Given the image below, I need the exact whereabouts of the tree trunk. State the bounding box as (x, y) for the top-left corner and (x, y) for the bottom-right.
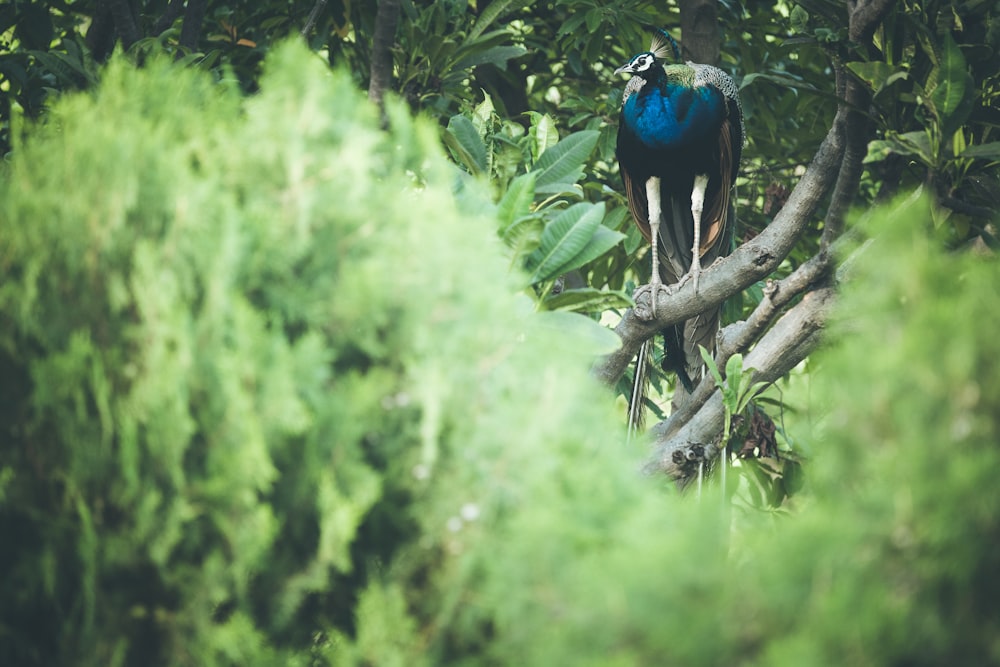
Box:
(678, 0), (720, 65)
(368, 0), (401, 109)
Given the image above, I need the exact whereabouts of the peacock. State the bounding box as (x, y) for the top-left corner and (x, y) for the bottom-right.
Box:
(614, 29), (744, 424)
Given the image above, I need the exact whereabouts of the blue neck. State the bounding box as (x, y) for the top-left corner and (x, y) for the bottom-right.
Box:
(622, 79), (725, 150)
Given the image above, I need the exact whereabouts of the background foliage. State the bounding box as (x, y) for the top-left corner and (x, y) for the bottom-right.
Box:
(1, 0), (999, 664)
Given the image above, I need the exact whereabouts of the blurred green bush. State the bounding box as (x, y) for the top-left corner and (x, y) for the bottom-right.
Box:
(1, 41), (998, 667)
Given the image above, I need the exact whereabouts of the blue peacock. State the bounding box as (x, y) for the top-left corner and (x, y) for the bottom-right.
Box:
(615, 29), (744, 423)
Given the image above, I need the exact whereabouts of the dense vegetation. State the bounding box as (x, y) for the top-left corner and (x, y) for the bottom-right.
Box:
(1, 1), (998, 664)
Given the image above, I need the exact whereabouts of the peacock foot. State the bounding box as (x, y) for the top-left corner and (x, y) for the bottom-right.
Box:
(633, 280), (674, 320)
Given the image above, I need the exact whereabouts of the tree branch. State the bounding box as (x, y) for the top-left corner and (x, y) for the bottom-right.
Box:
(656, 243), (837, 440)
(645, 287), (837, 479)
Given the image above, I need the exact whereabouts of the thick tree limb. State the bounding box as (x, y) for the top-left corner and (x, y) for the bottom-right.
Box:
(656, 244), (836, 440)
(645, 287), (837, 478)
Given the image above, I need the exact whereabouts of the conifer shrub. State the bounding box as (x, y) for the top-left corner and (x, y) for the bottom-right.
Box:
(2, 40), (998, 667)
(0, 41), (627, 664)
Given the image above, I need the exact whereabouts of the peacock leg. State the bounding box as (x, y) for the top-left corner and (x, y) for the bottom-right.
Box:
(689, 174), (709, 293)
(640, 177), (671, 317)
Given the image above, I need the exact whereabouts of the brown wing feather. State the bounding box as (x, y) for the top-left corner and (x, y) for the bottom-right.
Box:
(698, 115), (735, 257)
(619, 162), (651, 244)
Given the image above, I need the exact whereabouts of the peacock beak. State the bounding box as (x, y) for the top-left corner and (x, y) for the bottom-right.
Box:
(614, 64), (633, 76)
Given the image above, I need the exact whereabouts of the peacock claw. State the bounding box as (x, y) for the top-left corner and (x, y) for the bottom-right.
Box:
(633, 280), (674, 320)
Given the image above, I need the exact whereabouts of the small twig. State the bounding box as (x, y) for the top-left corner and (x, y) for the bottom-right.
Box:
(301, 0), (329, 38)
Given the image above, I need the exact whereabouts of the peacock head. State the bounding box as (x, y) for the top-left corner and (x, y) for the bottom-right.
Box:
(614, 29), (680, 79)
(614, 52), (658, 78)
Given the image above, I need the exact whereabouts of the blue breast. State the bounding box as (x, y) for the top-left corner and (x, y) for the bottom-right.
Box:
(623, 83), (725, 150)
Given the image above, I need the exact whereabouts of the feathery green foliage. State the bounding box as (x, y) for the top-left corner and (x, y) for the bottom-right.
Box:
(0, 40), (621, 665)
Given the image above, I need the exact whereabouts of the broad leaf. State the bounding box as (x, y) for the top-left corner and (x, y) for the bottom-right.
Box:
(502, 214), (544, 265)
(527, 111), (558, 163)
(528, 203), (603, 282)
(496, 172), (536, 232)
(533, 130), (599, 188)
(445, 115), (487, 175)
(961, 142), (1000, 161)
(548, 226), (626, 277)
(930, 33), (973, 138)
(541, 287), (633, 313)
(452, 45), (527, 73)
(467, 0), (533, 40)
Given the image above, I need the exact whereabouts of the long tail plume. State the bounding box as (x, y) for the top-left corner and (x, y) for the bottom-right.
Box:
(627, 338), (653, 436)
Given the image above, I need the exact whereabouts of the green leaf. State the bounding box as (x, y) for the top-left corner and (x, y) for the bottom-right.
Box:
(467, 0), (533, 40)
(533, 130), (599, 189)
(847, 61), (892, 90)
(863, 131), (933, 165)
(846, 61), (906, 97)
(725, 354), (744, 408)
(496, 173), (537, 232)
(528, 203), (603, 282)
(961, 142), (1000, 161)
(452, 45), (527, 73)
(502, 214), (544, 265)
(929, 33), (973, 138)
(444, 115), (488, 175)
(700, 346), (724, 389)
(527, 112), (558, 163)
(551, 225), (625, 276)
(541, 287), (632, 313)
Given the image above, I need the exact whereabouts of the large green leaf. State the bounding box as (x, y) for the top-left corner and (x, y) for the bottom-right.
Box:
(863, 131), (933, 165)
(444, 115), (487, 175)
(452, 45), (527, 73)
(528, 202), (603, 282)
(549, 226), (626, 277)
(541, 287), (632, 313)
(502, 214), (544, 266)
(532, 130), (599, 189)
(496, 172), (536, 232)
(846, 61), (906, 96)
(961, 142), (1000, 161)
(467, 0), (533, 40)
(929, 33), (973, 138)
(527, 111), (558, 163)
